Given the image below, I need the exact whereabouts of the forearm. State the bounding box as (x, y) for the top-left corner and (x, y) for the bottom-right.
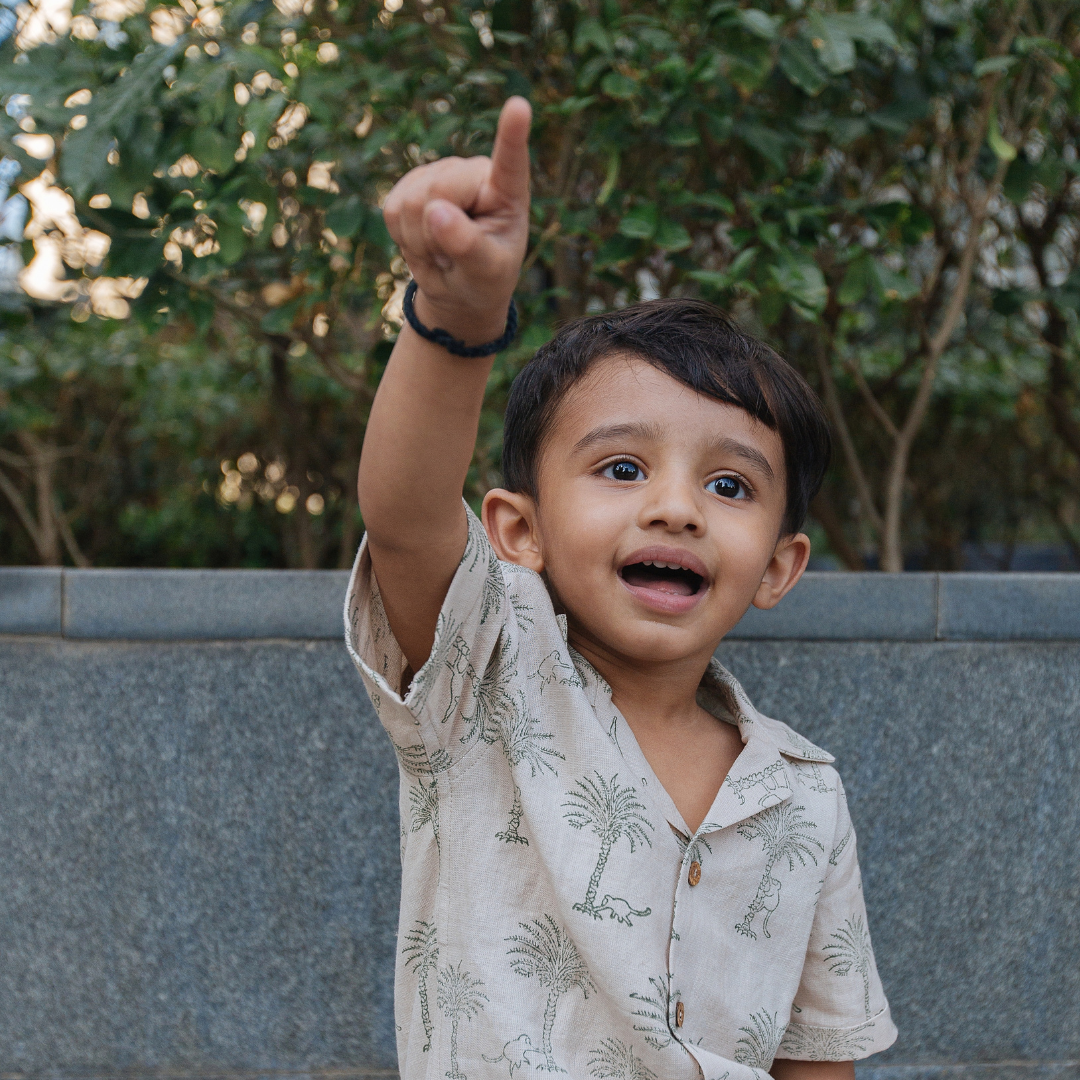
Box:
(359, 315), (497, 554)
(772, 1059), (855, 1080)
(353, 96), (531, 672)
(358, 310), (500, 668)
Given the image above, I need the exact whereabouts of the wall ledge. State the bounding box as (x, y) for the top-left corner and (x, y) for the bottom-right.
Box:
(2, 567), (1080, 641)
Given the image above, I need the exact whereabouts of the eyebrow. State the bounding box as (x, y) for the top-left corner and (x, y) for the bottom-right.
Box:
(572, 421), (666, 454)
(708, 436), (776, 482)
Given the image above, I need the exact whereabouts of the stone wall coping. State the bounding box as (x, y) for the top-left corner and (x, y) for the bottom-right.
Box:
(1, 566), (1079, 641)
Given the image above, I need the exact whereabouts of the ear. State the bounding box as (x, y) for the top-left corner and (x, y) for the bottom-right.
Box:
(481, 488), (545, 573)
(751, 532), (811, 610)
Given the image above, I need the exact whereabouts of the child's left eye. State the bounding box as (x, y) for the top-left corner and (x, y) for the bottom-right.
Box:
(707, 476), (747, 499)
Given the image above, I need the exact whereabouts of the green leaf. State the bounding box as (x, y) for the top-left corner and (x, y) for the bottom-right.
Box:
(872, 260), (919, 302)
(654, 220), (692, 252)
(837, 255), (872, 306)
(618, 203), (659, 239)
(550, 96), (599, 114)
(992, 288), (1026, 316)
(806, 13), (855, 75)
(1003, 156), (1038, 203)
(988, 107), (1017, 161)
(735, 121), (789, 172)
(577, 55), (611, 91)
(696, 193), (736, 214)
(757, 221), (782, 249)
(778, 38), (828, 96)
(596, 153), (619, 206)
(734, 9), (779, 40)
(574, 18), (612, 55)
(191, 127), (234, 175)
(600, 71), (638, 100)
(260, 299), (301, 334)
(362, 208), (393, 252)
(770, 248), (827, 315)
(973, 56), (1017, 78)
(826, 13), (898, 49)
(326, 195), (366, 239)
(665, 126), (700, 147)
(727, 246), (759, 278)
(215, 222), (246, 266)
(60, 42), (183, 198)
(689, 269), (732, 289)
(107, 236), (166, 279)
(594, 234), (640, 269)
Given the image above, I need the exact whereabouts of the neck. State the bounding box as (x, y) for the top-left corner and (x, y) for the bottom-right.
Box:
(568, 628), (715, 732)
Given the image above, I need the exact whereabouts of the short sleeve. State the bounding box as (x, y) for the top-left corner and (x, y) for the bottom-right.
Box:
(777, 779), (898, 1061)
(344, 504), (513, 761)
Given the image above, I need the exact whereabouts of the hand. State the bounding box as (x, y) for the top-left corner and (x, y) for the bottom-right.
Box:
(382, 96), (532, 345)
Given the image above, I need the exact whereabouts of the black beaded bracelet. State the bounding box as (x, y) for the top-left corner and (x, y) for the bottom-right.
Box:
(402, 280), (518, 358)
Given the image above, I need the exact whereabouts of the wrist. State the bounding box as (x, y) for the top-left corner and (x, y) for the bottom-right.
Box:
(411, 287), (513, 349)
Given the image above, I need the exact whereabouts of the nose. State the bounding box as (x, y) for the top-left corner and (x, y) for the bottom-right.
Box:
(637, 469), (707, 535)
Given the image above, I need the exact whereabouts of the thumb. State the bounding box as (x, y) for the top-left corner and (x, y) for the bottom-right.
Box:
(487, 96), (532, 205)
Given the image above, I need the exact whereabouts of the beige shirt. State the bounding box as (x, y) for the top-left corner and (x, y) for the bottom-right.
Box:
(346, 509), (897, 1080)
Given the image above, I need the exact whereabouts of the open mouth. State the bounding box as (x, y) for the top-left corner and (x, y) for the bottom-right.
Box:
(619, 560), (704, 597)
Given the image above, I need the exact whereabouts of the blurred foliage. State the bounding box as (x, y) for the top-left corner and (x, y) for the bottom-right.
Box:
(0, 0), (1078, 568)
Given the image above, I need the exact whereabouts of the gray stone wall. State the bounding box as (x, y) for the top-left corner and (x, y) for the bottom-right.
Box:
(1, 569), (1078, 1080)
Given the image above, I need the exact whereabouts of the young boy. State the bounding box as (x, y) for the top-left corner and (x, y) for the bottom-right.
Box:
(348, 96), (895, 1080)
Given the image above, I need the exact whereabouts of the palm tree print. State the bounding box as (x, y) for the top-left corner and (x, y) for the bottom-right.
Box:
(587, 1037), (658, 1080)
(392, 738), (451, 779)
(402, 920), (439, 1052)
(494, 691), (564, 845)
(562, 772), (653, 920)
(478, 553), (505, 625)
(629, 975), (673, 1050)
(734, 1009), (786, 1070)
(828, 824), (853, 867)
(735, 802), (822, 939)
(779, 1021), (875, 1060)
(823, 915), (874, 1018)
(409, 775), (440, 849)
(437, 961), (488, 1080)
(442, 632), (478, 728)
(506, 915), (594, 1072)
(460, 637), (519, 747)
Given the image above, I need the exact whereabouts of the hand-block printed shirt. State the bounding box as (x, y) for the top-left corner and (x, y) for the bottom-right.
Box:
(345, 509), (897, 1080)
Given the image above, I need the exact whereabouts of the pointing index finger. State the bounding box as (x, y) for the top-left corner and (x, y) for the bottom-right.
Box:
(487, 96), (532, 204)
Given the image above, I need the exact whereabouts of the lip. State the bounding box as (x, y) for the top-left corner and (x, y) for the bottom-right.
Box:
(617, 544), (711, 615)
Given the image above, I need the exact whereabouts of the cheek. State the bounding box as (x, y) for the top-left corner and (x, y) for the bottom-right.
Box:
(538, 482), (627, 578)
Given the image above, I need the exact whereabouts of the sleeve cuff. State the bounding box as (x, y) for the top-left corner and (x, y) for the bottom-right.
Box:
(777, 1007), (898, 1061)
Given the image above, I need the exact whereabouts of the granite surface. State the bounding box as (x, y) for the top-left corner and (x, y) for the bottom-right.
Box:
(0, 638), (399, 1074)
(727, 573), (937, 640)
(62, 569), (353, 640)
(5, 567), (1080, 641)
(0, 635), (1077, 1076)
(716, 641), (1080, 1068)
(0, 566), (62, 634)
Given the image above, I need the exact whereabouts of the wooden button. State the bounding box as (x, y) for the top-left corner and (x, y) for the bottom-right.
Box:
(675, 1000), (685, 1028)
(688, 860), (701, 886)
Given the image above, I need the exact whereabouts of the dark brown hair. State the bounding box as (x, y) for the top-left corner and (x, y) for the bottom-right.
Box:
(501, 298), (831, 535)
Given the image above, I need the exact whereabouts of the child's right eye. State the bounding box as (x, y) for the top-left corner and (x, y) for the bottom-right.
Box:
(603, 461), (642, 482)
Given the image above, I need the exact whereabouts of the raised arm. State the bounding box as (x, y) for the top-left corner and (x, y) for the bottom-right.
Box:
(357, 97), (532, 674)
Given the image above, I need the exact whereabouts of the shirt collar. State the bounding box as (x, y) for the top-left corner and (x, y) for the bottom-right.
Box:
(696, 658), (834, 833)
(569, 649), (835, 838)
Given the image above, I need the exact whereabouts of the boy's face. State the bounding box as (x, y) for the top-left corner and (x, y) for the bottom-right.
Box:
(484, 353), (810, 670)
